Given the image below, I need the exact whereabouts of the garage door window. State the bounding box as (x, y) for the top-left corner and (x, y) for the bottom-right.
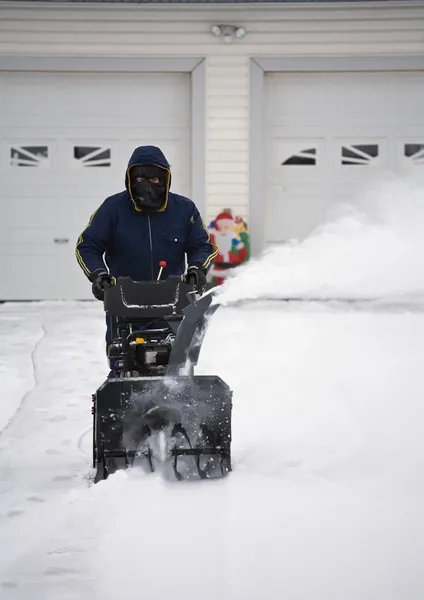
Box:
(281, 147), (317, 166)
(341, 144), (379, 166)
(73, 146), (111, 167)
(404, 144), (424, 165)
(10, 145), (49, 167)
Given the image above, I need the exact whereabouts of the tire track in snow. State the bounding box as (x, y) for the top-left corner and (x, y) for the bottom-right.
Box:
(0, 321), (46, 437)
(77, 427), (93, 460)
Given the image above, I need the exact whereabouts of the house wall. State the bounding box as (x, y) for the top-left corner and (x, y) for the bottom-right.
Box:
(1, 1), (424, 224)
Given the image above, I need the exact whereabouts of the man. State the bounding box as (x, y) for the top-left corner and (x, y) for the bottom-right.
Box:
(75, 145), (218, 340)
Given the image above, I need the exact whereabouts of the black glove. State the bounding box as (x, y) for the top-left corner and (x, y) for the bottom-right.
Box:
(91, 269), (113, 301)
(185, 264), (207, 292)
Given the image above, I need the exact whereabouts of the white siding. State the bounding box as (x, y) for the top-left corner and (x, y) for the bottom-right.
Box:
(205, 56), (249, 223)
(1, 4), (424, 56)
(1, 1), (424, 222)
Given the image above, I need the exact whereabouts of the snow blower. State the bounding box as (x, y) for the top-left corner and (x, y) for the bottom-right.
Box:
(91, 275), (232, 482)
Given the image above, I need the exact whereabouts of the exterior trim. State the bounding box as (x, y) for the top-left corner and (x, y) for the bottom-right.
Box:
(249, 59), (265, 258)
(0, 56), (203, 72)
(253, 56), (424, 72)
(0, 1), (421, 6)
(191, 59), (206, 217)
(249, 55), (424, 257)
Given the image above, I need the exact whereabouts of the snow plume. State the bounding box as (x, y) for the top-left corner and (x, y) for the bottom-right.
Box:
(217, 175), (424, 305)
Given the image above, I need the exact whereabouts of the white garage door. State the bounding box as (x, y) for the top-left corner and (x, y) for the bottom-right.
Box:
(0, 71), (190, 300)
(265, 71), (424, 245)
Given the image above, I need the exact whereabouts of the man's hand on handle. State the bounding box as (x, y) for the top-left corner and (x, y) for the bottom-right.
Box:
(185, 264), (207, 293)
(91, 269), (114, 301)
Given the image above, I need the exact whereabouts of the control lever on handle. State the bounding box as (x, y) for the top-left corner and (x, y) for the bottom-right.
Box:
(157, 260), (167, 280)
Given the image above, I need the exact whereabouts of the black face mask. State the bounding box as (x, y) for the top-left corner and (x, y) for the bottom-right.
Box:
(129, 165), (167, 211)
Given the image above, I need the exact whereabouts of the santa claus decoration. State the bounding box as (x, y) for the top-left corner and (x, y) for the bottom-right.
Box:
(207, 208), (250, 286)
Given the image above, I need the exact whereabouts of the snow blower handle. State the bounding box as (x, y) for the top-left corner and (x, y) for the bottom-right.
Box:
(157, 260), (167, 281)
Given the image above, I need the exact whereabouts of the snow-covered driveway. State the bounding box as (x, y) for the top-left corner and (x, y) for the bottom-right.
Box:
(1, 296), (423, 600)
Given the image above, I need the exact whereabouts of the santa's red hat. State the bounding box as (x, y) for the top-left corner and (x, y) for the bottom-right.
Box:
(215, 210), (233, 223)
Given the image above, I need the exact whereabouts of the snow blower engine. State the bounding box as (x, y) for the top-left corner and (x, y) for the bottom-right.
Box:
(91, 275), (232, 483)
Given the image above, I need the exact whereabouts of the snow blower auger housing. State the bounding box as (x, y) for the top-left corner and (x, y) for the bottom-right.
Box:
(92, 276), (232, 483)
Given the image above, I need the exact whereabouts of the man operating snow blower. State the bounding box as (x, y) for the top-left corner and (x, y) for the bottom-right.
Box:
(75, 145), (218, 341)
(74, 146), (232, 482)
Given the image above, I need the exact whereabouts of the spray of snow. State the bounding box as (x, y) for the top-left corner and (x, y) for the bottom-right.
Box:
(216, 175), (424, 305)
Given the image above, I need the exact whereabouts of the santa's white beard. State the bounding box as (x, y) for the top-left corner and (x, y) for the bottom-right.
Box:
(214, 231), (233, 261)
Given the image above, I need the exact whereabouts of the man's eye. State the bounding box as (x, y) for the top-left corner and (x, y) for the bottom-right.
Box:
(151, 178), (160, 184)
(136, 177), (146, 183)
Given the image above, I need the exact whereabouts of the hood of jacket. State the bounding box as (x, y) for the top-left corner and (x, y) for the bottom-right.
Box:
(125, 145), (171, 212)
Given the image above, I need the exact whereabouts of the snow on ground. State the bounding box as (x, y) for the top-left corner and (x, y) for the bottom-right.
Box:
(1, 175), (424, 599)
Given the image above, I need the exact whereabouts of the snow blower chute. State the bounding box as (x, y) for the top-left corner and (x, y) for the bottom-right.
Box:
(91, 276), (232, 482)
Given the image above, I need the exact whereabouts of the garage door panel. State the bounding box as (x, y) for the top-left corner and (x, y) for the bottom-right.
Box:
(58, 245), (88, 301)
(6, 229), (55, 246)
(61, 194), (112, 243)
(266, 184), (342, 243)
(5, 195), (56, 226)
(2, 190), (58, 299)
(1, 72), (190, 128)
(266, 72), (422, 128)
(1, 254), (58, 300)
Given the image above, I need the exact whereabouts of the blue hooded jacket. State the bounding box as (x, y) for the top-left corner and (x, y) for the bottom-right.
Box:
(75, 145), (218, 284)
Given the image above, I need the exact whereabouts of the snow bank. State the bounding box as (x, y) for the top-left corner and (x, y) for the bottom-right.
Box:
(217, 175), (424, 304)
